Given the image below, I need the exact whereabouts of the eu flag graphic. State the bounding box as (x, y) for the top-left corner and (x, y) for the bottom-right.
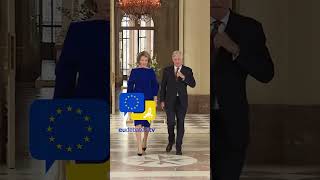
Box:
(29, 99), (109, 172)
(119, 93), (145, 113)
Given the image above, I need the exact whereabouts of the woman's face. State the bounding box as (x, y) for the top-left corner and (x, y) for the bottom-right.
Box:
(95, 0), (110, 15)
(139, 56), (149, 68)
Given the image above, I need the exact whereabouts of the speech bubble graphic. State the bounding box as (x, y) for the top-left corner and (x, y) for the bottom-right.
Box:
(119, 93), (145, 115)
(29, 99), (109, 172)
(130, 100), (157, 124)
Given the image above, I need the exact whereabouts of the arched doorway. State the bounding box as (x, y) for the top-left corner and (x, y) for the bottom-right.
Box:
(113, 15), (156, 112)
(119, 16), (155, 87)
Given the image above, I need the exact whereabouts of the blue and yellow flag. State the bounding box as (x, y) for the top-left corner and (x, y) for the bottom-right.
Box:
(29, 99), (109, 172)
(119, 93), (145, 113)
(130, 100), (156, 123)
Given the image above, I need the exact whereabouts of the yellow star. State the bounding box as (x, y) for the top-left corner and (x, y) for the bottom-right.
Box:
(76, 144), (83, 149)
(56, 144), (63, 150)
(66, 146), (72, 152)
(47, 126), (53, 132)
(86, 126), (93, 132)
(76, 108), (82, 115)
(67, 106), (72, 112)
(49, 116), (55, 122)
(56, 108), (62, 114)
(84, 116), (91, 121)
(49, 136), (55, 142)
(83, 136), (90, 142)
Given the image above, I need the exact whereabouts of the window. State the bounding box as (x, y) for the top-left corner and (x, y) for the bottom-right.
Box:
(37, 0), (63, 43)
(119, 16), (155, 79)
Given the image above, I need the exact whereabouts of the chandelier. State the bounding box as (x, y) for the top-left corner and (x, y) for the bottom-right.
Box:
(118, 0), (162, 22)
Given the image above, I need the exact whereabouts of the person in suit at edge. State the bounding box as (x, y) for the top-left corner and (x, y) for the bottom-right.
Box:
(160, 51), (196, 155)
(210, 0), (274, 179)
(52, 0), (110, 179)
(127, 51), (159, 156)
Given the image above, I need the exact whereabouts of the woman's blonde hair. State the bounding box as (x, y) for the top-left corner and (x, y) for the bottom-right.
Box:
(136, 51), (152, 67)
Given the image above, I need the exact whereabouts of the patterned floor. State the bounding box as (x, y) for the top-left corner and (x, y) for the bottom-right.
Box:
(0, 86), (319, 179)
(111, 112), (210, 134)
(110, 112), (210, 179)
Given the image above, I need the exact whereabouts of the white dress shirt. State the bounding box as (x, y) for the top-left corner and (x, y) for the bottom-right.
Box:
(211, 10), (230, 33)
(211, 10), (239, 60)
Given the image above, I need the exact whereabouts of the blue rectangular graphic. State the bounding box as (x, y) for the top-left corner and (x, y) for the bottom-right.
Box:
(29, 99), (109, 172)
(119, 93), (145, 113)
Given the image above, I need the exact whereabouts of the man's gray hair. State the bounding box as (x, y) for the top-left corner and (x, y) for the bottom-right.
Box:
(172, 50), (183, 58)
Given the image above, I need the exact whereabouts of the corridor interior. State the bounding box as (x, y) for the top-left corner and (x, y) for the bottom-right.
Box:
(0, 85), (320, 179)
(1, 0), (320, 179)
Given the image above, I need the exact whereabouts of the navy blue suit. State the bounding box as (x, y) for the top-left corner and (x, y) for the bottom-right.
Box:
(160, 65), (196, 150)
(211, 11), (274, 180)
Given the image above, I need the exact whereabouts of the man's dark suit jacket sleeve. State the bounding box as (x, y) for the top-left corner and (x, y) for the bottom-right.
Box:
(54, 23), (78, 98)
(183, 68), (196, 88)
(160, 68), (168, 102)
(235, 22), (274, 83)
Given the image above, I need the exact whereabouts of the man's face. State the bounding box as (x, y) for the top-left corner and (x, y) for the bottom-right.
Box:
(172, 56), (183, 67)
(211, 0), (231, 19)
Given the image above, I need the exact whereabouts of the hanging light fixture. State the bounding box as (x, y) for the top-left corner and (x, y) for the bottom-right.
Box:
(118, 0), (162, 22)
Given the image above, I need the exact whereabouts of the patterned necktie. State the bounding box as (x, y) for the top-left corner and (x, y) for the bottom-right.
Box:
(211, 20), (223, 51)
(211, 20), (223, 110)
(211, 20), (223, 64)
(175, 67), (180, 80)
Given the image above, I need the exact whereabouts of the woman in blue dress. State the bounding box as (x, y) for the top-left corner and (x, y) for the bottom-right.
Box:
(127, 51), (159, 156)
(54, 0), (109, 101)
(52, 0), (109, 179)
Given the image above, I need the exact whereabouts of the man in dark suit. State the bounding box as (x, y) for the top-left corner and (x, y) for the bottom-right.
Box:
(210, 0), (274, 179)
(160, 51), (196, 155)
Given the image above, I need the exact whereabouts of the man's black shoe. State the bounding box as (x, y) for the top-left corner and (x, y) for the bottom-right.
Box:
(176, 150), (182, 155)
(166, 144), (173, 152)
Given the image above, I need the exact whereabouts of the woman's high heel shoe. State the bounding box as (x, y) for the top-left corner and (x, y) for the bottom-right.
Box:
(142, 138), (147, 151)
(137, 147), (143, 156)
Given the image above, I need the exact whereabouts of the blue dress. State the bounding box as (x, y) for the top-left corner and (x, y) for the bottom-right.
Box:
(54, 20), (109, 101)
(53, 20), (109, 164)
(127, 68), (159, 127)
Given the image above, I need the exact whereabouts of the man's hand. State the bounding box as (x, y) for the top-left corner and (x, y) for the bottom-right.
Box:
(160, 102), (165, 110)
(177, 71), (185, 80)
(214, 32), (240, 56)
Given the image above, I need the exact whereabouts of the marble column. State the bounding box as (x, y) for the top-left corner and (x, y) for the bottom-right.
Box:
(180, 0), (210, 113)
